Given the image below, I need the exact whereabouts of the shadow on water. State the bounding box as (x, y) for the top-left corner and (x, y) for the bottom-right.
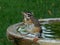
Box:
(42, 22), (60, 40)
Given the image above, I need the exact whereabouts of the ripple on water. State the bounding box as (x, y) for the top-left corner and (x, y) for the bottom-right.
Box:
(41, 24), (60, 40)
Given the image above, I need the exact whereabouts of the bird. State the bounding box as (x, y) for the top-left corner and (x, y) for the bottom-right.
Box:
(22, 11), (42, 42)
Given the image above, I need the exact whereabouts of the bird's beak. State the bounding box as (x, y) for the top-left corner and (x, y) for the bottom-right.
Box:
(21, 12), (27, 16)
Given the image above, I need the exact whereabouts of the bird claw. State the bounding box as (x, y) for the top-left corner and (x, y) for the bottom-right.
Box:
(33, 37), (39, 43)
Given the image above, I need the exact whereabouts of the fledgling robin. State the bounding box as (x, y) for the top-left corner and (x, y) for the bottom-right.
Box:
(22, 11), (42, 42)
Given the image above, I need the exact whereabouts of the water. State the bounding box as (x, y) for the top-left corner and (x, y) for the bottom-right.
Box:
(17, 22), (60, 40)
(42, 22), (60, 40)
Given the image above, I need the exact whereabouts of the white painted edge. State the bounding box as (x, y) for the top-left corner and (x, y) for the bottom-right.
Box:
(38, 18), (60, 21)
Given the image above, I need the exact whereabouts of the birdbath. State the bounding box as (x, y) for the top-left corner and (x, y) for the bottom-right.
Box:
(7, 18), (60, 45)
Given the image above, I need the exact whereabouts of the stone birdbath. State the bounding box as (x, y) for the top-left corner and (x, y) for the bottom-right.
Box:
(7, 18), (60, 45)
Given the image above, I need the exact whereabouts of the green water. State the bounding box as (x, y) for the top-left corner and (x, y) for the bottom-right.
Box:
(42, 22), (60, 39)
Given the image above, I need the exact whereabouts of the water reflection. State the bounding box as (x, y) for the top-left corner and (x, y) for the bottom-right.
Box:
(42, 22), (60, 40)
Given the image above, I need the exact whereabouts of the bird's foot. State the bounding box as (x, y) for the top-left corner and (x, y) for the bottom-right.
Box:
(33, 37), (39, 43)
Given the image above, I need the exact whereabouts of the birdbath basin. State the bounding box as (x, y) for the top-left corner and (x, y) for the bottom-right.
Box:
(7, 18), (60, 45)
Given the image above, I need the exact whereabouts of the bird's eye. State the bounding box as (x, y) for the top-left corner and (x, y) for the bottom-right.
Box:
(28, 14), (32, 17)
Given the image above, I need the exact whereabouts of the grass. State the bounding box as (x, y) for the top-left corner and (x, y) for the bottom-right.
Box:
(0, 0), (60, 45)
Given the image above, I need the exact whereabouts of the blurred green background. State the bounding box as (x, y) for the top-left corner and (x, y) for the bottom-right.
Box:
(0, 0), (60, 45)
